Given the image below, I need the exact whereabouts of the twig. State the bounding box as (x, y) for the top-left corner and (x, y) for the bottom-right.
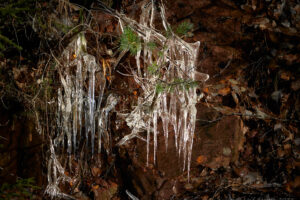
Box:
(0, 135), (8, 140)
(112, 50), (128, 70)
(213, 58), (232, 78)
(197, 112), (300, 124)
(0, 96), (8, 109)
(0, 120), (9, 127)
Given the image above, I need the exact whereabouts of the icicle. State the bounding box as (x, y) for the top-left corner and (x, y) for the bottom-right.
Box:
(153, 110), (158, 163)
(84, 55), (97, 155)
(72, 89), (77, 152)
(182, 108), (188, 171)
(146, 119), (151, 167)
(97, 94), (118, 153)
(96, 75), (105, 154)
(76, 60), (83, 139)
(169, 92), (178, 149)
(85, 102), (89, 148)
(55, 89), (62, 147)
(61, 74), (72, 155)
(98, 114), (103, 154)
(161, 92), (169, 151)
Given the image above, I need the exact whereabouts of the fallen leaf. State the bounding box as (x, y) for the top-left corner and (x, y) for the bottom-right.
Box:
(91, 167), (102, 177)
(203, 87), (209, 93)
(196, 155), (206, 165)
(280, 72), (290, 80)
(92, 185), (99, 190)
(218, 87), (231, 96)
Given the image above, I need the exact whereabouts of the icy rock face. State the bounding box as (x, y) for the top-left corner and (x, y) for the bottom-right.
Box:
(46, 33), (118, 198)
(116, 1), (209, 180)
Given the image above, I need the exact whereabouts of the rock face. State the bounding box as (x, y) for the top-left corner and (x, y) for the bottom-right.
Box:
(0, 100), (44, 186)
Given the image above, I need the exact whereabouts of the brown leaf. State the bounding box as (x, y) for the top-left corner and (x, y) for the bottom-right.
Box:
(218, 87), (231, 96)
(203, 87), (209, 94)
(91, 167), (102, 177)
(196, 155), (206, 165)
(280, 72), (291, 80)
(92, 185), (99, 190)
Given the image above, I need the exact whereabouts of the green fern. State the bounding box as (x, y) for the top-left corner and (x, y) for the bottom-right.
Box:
(120, 27), (141, 55)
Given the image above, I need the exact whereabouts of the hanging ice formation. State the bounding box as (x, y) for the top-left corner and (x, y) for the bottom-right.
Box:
(112, 1), (209, 179)
(46, 33), (118, 197)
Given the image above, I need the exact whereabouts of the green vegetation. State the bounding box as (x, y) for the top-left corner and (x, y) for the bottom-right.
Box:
(156, 78), (198, 94)
(120, 27), (142, 55)
(147, 63), (159, 74)
(0, 0), (37, 56)
(119, 23), (198, 95)
(146, 41), (157, 50)
(0, 177), (40, 200)
(175, 21), (193, 36)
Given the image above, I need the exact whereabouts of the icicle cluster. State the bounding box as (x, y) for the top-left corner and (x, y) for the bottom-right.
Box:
(46, 33), (118, 197)
(55, 34), (107, 155)
(116, 1), (209, 179)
